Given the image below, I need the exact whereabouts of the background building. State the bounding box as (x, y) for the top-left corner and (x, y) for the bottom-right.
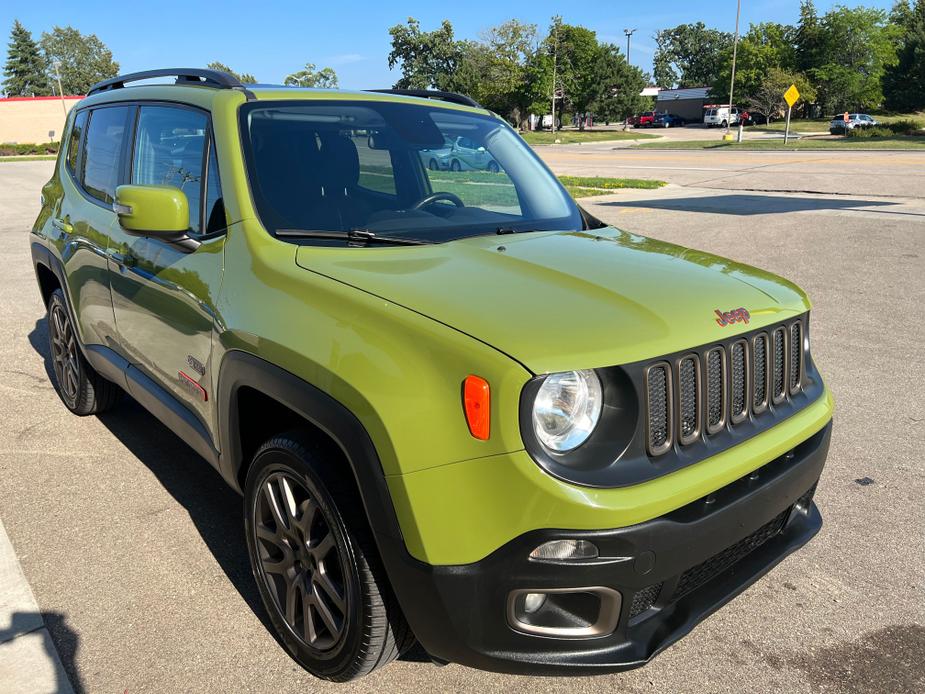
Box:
(655, 87), (711, 122)
(0, 95), (83, 144)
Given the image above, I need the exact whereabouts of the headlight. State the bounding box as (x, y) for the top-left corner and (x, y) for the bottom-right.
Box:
(532, 370), (603, 452)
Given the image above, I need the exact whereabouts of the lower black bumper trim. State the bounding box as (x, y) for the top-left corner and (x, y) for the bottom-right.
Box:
(379, 420), (831, 675)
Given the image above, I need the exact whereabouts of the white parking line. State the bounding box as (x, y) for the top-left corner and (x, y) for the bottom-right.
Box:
(0, 519), (74, 694)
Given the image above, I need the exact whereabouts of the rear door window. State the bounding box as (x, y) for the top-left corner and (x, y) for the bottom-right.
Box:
(82, 106), (129, 204)
(132, 106), (209, 235)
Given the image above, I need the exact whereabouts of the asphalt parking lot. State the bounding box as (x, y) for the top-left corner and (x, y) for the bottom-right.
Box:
(1, 151), (923, 693)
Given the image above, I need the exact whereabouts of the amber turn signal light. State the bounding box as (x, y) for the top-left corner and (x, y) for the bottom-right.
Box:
(463, 375), (490, 440)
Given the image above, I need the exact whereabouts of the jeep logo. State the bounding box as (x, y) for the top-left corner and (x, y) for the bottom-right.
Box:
(714, 308), (750, 327)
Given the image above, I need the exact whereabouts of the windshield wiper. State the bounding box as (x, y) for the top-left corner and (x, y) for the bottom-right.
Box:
(276, 228), (433, 246)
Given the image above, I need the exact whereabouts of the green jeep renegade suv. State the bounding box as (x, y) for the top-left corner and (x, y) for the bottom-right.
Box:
(30, 69), (834, 681)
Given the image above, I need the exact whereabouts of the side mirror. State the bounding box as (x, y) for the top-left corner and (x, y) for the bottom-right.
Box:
(114, 185), (189, 236)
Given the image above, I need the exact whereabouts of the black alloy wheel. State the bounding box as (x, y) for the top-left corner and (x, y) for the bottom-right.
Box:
(253, 469), (348, 651)
(244, 433), (414, 680)
(49, 299), (80, 407)
(46, 289), (120, 415)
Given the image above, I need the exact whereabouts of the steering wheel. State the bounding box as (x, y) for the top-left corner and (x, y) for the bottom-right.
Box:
(411, 192), (465, 210)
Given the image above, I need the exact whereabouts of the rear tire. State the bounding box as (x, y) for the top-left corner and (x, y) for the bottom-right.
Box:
(244, 432), (414, 681)
(47, 289), (120, 415)
(450, 159), (461, 172)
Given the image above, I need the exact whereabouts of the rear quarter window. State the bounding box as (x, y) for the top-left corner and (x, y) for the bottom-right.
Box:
(66, 110), (88, 176)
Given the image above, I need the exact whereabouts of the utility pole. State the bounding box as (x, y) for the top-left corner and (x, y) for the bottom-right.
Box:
(726, 0), (742, 132)
(550, 18), (559, 134)
(53, 61), (66, 116)
(624, 28), (637, 65)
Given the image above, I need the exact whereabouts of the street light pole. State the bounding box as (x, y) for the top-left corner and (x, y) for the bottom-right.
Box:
(52, 61), (66, 116)
(624, 28), (636, 65)
(726, 0), (742, 133)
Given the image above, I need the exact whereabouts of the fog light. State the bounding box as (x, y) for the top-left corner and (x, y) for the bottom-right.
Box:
(529, 539), (598, 561)
(507, 587), (622, 638)
(523, 592), (547, 614)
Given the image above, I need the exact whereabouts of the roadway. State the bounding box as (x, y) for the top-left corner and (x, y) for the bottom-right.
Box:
(0, 156), (922, 693)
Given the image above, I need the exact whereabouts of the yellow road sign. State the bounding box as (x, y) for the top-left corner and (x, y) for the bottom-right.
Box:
(784, 84), (800, 108)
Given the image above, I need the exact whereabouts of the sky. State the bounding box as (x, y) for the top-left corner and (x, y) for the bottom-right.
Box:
(3, 0), (898, 90)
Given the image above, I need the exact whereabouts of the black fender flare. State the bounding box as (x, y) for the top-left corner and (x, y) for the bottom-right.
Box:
(215, 350), (405, 545)
(214, 351), (440, 641)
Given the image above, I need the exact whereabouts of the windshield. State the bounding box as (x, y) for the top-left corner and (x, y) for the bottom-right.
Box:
(239, 100), (583, 244)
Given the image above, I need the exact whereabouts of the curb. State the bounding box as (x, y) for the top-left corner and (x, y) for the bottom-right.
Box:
(0, 519), (75, 694)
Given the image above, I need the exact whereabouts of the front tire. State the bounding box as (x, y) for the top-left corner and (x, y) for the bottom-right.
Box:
(47, 289), (120, 415)
(450, 159), (461, 172)
(244, 433), (413, 681)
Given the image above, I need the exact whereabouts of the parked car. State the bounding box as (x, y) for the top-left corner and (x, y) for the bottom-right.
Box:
(704, 106), (750, 128)
(420, 135), (500, 173)
(654, 112), (685, 128)
(32, 67), (832, 682)
(631, 111), (657, 127)
(829, 113), (879, 133)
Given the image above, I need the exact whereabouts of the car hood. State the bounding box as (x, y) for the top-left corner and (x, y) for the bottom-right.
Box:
(295, 228), (810, 374)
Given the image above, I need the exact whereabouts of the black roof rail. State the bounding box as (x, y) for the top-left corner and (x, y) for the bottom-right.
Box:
(87, 68), (255, 99)
(366, 88), (481, 109)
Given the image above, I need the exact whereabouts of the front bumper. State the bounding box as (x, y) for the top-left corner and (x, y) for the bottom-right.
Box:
(381, 420), (831, 675)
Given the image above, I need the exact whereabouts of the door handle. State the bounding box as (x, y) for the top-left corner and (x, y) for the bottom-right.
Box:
(52, 218), (73, 234)
(108, 249), (136, 267)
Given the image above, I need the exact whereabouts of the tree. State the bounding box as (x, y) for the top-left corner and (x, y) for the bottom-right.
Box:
(206, 61), (256, 84)
(3, 20), (49, 96)
(592, 44), (649, 123)
(794, 1), (824, 75)
(807, 6), (899, 112)
(387, 18), (466, 91)
(524, 20), (603, 128)
(40, 26), (118, 95)
(747, 67), (816, 122)
(883, 0), (925, 111)
(653, 23), (732, 88)
(284, 63), (338, 88)
(455, 20), (538, 126)
(711, 23), (797, 104)
(554, 23), (604, 126)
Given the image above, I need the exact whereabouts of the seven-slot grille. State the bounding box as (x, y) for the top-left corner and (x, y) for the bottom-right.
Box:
(645, 319), (806, 456)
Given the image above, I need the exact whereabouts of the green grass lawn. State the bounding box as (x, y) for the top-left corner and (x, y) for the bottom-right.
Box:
(753, 120), (832, 133)
(557, 175), (666, 198)
(0, 155), (57, 162)
(634, 136), (925, 151)
(520, 130), (657, 145)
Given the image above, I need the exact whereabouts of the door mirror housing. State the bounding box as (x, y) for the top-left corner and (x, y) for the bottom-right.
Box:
(114, 185), (189, 236)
